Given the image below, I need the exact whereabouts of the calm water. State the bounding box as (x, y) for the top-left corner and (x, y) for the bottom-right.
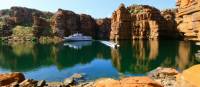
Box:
(0, 40), (200, 82)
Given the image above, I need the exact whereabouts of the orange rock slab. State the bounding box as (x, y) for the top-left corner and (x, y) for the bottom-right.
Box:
(0, 72), (25, 86)
(176, 64), (200, 87)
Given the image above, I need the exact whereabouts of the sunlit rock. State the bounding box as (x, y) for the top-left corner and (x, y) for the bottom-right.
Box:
(176, 64), (200, 87)
(176, 0), (200, 40)
(94, 77), (162, 87)
(0, 72), (25, 86)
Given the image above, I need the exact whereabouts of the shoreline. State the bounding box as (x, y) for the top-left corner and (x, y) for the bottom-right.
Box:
(1, 64), (200, 87)
(0, 67), (179, 87)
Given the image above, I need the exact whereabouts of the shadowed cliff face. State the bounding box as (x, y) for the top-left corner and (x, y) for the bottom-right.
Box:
(96, 18), (111, 39)
(176, 0), (200, 40)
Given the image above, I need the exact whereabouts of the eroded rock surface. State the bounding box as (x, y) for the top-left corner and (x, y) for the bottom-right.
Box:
(110, 3), (132, 40)
(110, 4), (180, 40)
(94, 77), (163, 87)
(176, 0), (200, 40)
(176, 64), (200, 87)
(149, 67), (179, 87)
(0, 72), (25, 86)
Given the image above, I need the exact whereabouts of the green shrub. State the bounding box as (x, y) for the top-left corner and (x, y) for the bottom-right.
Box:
(129, 9), (144, 14)
(12, 26), (34, 36)
(12, 26), (36, 41)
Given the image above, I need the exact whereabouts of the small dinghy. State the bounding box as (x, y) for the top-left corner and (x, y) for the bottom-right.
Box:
(100, 41), (120, 49)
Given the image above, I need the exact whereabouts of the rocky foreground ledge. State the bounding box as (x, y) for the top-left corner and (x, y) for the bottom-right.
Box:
(1, 65), (200, 87)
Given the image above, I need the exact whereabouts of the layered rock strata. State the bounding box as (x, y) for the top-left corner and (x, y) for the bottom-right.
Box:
(110, 4), (132, 40)
(110, 4), (181, 40)
(51, 9), (98, 38)
(176, 0), (200, 40)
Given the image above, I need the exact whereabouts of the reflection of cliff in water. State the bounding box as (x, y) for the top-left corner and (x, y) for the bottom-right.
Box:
(111, 40), (200, 74)
(111, 40), (160, 73)
(0, 41), (111, 71)
(0, 40), (199, 74)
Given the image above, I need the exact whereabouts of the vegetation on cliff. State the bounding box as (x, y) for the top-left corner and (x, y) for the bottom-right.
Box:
(11, 26), (35, 41)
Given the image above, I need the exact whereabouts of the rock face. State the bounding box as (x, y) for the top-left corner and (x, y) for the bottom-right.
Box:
(80, 14), (97, 37)
(51, 9), (99, 38)
(176, 64), (200, 87)
(0, 7), (53, 39)
(110, 4), (181, 40)
(176, 0), (200, 40)
(9, 6), (44, 25)
(128, 5), (161, 39)
(51, 9), (80, 37)
(94, 77), (163, 87)
(96, 18), (111, 39)
(0, 72), (25, 86)
(33, 13), (51, 37)
(110, 3), (132, 40)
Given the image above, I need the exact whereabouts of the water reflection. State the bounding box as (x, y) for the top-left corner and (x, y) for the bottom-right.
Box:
(63, 41), (92, 49)
(0, 40), (199, 81)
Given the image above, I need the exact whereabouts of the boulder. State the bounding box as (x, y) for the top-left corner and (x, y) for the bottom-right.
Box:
(148, 67), (179, 87)
(94, 77), (162, 87)
(120, 77), (163, 87)
(47, 82), (65, 87)
(0, 72), (25, 86)
(94, 78), (121, 87)
(176, 64), (200, 87)
(19, 79), (38, 87)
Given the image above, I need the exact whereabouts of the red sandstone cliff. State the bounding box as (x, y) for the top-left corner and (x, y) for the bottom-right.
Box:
(50, 9), (99, 38)
(176, 0), (200, 40)
(110, 4), (181, 40)
(110, 4), (132, 40)
(51, 9), (80, 37)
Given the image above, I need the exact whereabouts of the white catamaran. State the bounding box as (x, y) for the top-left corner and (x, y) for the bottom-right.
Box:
(64, 33), (92, 41)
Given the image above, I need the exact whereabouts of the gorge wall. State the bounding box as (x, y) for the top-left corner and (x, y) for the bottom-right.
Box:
(0, 7), (111, 40)
(50, 9), (110, 39)
(110, 4), (180, 40)
(0, 7), (53, 40)
(1, 1), (200, 41)
(176, 0), (200, 40)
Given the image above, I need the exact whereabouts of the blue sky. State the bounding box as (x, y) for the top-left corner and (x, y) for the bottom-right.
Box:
(0, 0), (176, 18)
